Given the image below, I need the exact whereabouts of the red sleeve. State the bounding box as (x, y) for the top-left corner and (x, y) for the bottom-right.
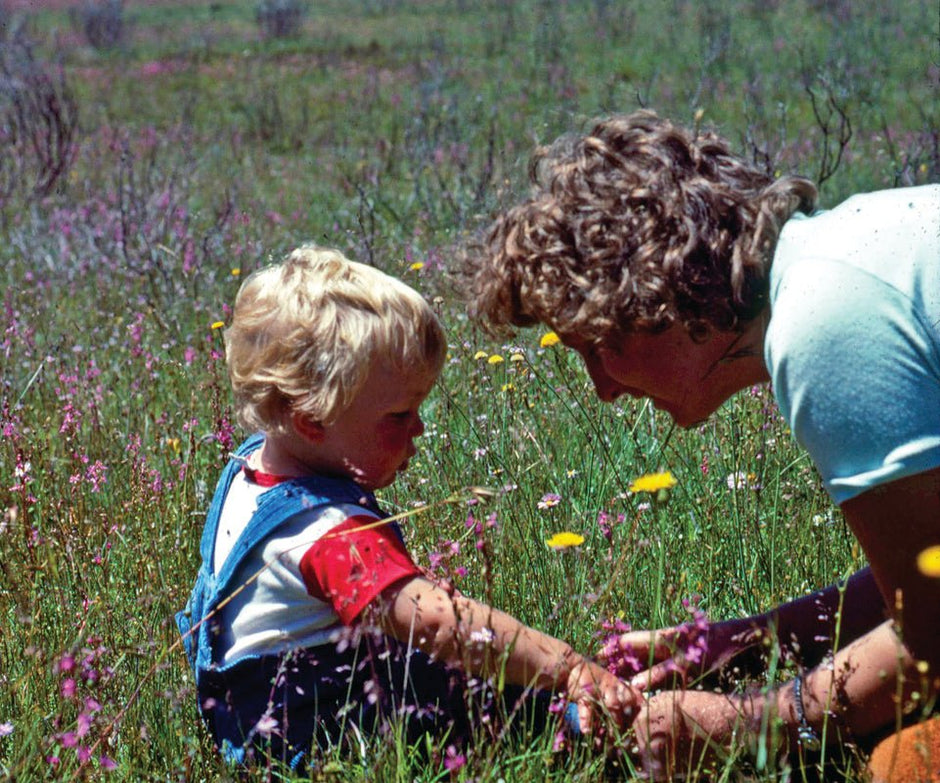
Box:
(299, 515), (421, 625)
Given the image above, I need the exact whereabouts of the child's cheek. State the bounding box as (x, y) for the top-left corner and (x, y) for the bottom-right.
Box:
(375, 422), (407, 451)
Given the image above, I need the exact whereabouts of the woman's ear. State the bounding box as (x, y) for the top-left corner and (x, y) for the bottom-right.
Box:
(292, 411), (325, 442)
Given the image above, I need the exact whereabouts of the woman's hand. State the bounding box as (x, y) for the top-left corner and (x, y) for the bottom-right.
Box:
(628, 688), (763, 781)
(601, 616), (768, 691)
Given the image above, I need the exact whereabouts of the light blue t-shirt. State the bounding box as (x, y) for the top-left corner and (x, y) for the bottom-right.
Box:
(765, 184), (940, 505)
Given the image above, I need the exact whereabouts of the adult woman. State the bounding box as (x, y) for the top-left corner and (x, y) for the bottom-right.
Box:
(464, 110), (940, 780)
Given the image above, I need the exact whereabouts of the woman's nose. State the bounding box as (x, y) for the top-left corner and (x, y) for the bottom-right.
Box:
(593, 376), (624, 402)
(582, 355), (623, 402)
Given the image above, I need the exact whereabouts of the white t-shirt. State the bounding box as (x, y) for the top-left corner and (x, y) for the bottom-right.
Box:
(765, 185), (940, 504)
(212, 470), (421, 665)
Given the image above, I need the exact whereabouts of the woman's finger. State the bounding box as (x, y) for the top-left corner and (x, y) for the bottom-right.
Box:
(629, 659), (683, 690)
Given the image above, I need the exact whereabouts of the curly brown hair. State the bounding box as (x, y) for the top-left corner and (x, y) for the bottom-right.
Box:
(464, 110), (817, 345)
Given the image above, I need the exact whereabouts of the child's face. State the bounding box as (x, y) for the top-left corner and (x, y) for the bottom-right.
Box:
(309, 362), (436, 490)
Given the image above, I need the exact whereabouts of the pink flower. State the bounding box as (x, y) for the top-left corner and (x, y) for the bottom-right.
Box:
(443, 744), (466, 771)
(254, 715), (278, 738)
(537, 492), (562, 510)
(141, 61), (166, 77)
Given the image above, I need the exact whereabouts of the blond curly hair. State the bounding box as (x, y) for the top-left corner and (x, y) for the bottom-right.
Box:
(465, 110), (817, 345)
(226, 246), (446, 436)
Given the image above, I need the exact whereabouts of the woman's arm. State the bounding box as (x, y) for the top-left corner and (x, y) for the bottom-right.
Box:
(607, 567), (886, 691)
(631, 617), (929, 780)
(840, 466), (940, 670)
(374, 575), (638, 732)
(627, 468), (940, 778)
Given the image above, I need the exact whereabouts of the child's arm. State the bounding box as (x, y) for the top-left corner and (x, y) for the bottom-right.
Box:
(374, 575), (638, 733)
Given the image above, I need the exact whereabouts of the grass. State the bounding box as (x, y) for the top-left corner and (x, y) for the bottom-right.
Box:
(0, 0), (937, 779)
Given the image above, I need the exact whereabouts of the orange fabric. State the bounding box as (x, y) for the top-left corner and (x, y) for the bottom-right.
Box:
(867, 716), (940, 783)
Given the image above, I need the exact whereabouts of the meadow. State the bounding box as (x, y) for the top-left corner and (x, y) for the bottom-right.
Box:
(0, 0), (937, 779)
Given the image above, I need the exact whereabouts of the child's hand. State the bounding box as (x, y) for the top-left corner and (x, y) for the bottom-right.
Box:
(566, 657), (639, 736)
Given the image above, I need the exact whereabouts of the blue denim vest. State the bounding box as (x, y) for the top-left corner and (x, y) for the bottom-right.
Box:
(178, 435), (558, 767)
(176, 433), (386, 764)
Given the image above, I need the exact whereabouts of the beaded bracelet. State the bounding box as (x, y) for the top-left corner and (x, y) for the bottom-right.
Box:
(793, 674), (822, 751)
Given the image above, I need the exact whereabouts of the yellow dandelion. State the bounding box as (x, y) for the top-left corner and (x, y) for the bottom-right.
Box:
(473, 350), (489, 360)
(629, 471), (677, 494)
(487, 354), (505, 365)
(501, 383), (514, 392)
(509, 352), (525, 363)
(917, 545), (940, 578)
(409, 261), (425, 271)
(210, 320), (225, 330)
(231, 267), (241, 277)
(546, 531), (585, 550)
(540, 331), (561, 348)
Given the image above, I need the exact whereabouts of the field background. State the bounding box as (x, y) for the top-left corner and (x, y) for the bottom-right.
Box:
(0, 0), (937, 780)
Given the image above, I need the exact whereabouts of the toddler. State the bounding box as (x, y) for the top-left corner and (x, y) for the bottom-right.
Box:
(177, 246), (635, 769)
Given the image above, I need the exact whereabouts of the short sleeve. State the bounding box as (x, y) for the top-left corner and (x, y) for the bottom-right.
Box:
(299, 516), (421, 625)
(766, 258), (940, 505)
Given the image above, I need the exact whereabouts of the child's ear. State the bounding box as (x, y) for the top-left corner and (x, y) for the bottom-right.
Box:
(292, 412), (325, 442)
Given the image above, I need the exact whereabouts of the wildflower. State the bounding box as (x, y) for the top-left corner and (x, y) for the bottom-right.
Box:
(537, 492), (562, 509)
(726, 471), (759, 491)
(545, 531), (584, 549)
(629, 471), (677, 494)
(917, 545), (940, 578)
(509, 352), (525, 362)
(678, 597), (710, 666)
(599, 617), (642, 676)
(210, 320), (225, 330)
(540, 331), (561, 348)
(487, 354), (504, 365)
(409, 261), (424, 271)
(231, 267), (241, 276)
(469, 627), (495, 644)
(473, 350), (488, 360)
(443, 744), (466, 772)
(597, 510), (623, 541)
(0, 722), (12, 737)
(254, 714), (278, 738)
(501, 383), (514, 392)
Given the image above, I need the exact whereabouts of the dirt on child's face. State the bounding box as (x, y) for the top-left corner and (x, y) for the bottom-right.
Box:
(311, 362), (436, 490)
